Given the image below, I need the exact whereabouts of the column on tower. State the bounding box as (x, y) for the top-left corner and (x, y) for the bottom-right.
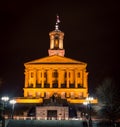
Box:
(66, 69), (70, 88)
(58, 69), (61, 88)
(48, 26), (65, 56)
(58, 69), (65, 88)
(69, 70), (75, 85)
(33, 70), (36, 88)
(58, 69), (63, 88)
(75, 69), (78, 88)
(28, 71), (34, 87)
(50, 35), (54, 49)
(44, 70), (48, 85)
(36, 70), (40, 85)
(59, 35), (63, 49)
(72, 70), (75, 84)
(28, 71), (30, 87)
(63, 70), (67, 87)
(79, 71), (83, 87)
(47, 68), (53, 88)
(37, 70), (43, 87)
(76, 70), (82, 87)
(25, 70), (29, 88)
(83, 71), (88, 88)
(41, 69), (44, 88)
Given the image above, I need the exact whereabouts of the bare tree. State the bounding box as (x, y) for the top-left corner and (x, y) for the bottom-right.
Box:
(94, 77), (120, 123)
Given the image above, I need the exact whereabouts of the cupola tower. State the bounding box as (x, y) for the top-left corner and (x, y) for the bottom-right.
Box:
(48, 15), (65, 56)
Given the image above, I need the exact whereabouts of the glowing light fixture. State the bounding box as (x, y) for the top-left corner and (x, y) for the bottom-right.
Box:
(9, 99), (16, 119)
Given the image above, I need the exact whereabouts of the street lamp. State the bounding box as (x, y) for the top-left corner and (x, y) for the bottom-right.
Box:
(1, 96), (9, 127)
(1, 97), (9, 102)
(86, 96), (93, 127)
(1, 96), (9, 117)
(9, 99), (16, 119)
(83, 101), (89, 119)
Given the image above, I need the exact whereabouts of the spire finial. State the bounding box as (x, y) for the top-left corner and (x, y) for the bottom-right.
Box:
(55, 15), (60, 30)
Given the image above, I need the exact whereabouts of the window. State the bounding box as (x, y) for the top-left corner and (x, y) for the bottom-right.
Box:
(78, 72), (80, 78)
(44, 72), (47, 78)
(55, 39), (59, 48)
(53, 83), (58, 88)
(44, 84), (50, 88)
(69, 72), (71, 77)
(47, 110), (57, 117)
(78, 84), (83, 88)
(64, 72), (67, 78)
(36, 84), (41, 88)
(54, 36), (59, 49)
(69, 84), (75, 88)
(28, 84), (33, 88)
(53, 70), (58, 77)
(40, 73), (42, 78)
(61, 84), (66, 88)
(31, 72), (34, 78)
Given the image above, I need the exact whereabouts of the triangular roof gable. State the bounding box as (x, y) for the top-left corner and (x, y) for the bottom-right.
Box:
(25, 55), (86, 65)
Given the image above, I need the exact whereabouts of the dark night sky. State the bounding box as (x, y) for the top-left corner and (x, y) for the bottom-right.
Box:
(0, 1), (119, 97)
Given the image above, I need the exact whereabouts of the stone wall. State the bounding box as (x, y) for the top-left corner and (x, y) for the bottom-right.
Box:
(36, 106), (69, 120)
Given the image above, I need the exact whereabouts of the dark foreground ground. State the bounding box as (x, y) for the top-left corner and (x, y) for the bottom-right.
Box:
(4, 119), (120, 127)
(6, 120), (87, 127)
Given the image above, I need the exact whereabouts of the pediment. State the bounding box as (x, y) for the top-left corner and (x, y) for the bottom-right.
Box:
(25, 55), (86, 65)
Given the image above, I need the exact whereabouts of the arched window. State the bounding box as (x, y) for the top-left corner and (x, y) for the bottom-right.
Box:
(54, 36), (59, 49)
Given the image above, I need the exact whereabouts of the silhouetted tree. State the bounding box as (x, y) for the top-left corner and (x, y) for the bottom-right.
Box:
(94, 77), (120, 123)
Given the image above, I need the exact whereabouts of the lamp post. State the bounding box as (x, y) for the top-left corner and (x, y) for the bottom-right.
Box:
(9, 99), (16, 119)
(1, 96), (9, 115)
(86, 97), (93, 127)
(1, 96), (9, 102)
(83, 101), (89, 119)
(1, 96), (9, 127)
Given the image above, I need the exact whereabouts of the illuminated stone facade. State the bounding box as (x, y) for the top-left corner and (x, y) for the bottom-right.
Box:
(22, 28), (88, 103)
(36, 106), (69, 120)
(15, 17), (97, 105)
(22, 54), (88, 104)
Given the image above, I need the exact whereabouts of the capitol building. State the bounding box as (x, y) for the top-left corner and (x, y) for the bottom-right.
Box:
(14, 16), (97, 119)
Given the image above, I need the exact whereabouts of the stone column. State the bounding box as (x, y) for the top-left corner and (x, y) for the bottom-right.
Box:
(33, 70), (36, 88)
(24, 90), (27, 97)
(50, 69), (53, 88)
(67, 70), (69, 88)
(70, 70), (74, 84)
(84, 71), (88, 88)
(37, 70), (40, 84)
(25, 70), (29, 88)
(75, 70), (77, 88)
(58, 69), (61, 88)
(41, 69), (44, 88)
(28, 71), (31, 86)
(80, 71), (82, 86)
